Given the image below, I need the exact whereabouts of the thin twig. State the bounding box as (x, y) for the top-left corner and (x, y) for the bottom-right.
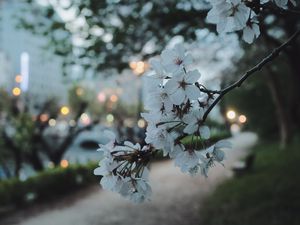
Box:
(202, 29), (300, 122)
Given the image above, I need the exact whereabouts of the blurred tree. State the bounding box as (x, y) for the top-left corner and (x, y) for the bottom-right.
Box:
(222, 39), (294, 146)
(0, 87), (101, 176)
(18, 0), (300, 145)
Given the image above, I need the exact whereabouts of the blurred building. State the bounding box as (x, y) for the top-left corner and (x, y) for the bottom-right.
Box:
(0, 0), (69, 111)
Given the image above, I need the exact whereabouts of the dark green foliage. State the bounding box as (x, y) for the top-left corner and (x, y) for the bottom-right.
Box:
(0, 162), (98, 208)
(19, 0), (211, 74)
(200, 139), (300, 225)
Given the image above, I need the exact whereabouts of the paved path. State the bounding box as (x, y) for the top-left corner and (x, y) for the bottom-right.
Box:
(4, 132), (258, 225)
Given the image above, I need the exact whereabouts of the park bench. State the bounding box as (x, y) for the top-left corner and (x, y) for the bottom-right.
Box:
(232, 153), (256, 177)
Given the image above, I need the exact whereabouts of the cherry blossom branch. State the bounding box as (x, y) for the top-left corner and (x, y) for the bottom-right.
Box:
(202, 29), (300, 122)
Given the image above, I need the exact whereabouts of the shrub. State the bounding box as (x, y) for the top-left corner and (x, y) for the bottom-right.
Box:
(0, 162), (98, 208)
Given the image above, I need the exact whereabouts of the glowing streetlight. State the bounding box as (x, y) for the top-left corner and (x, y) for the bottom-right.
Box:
(226, 110), (236, 120)
(60, 159), (69, 168)
(40, 114), (49, 122)
(110, 94), (118, 103)
(238, 115), (247, 123)
(60, 106), (70, 115)
(15, 75), (22, 83)
(12, 87), (21, 96)
(129, 61), (148, 75)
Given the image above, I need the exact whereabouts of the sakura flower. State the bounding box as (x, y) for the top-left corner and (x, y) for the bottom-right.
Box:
(206, 140), (232, 163)
(274, 0), (288, 8)
(148, 58), (168, 81)
(130, 178), (152, 203)
(242, 21), (260, 44)
(164, 70), (201, 105)
(174, 149), (200, 173)
(144, 85), (173, 113)
(145, 124), (175, 155)
(161, 43), (193, 73)
(207, 0), (250, 33)
(94, 158), (119, 191)
(182, 109), (210, 139)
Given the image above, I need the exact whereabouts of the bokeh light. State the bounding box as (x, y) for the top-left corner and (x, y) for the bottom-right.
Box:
(97, 92), (106, 102)
(60, 159), (69, 168)
(110, 94), (118, 102)
(76, 87), (84, 96)
(80, 113), (91, 125)
(60, 106), (70, 115)
(226, 110), (236, 120)
(39, 114), (49, 122)
(239, 115), (247, 123)
(48, 119), (56, 127)
(15, 75), (22, 83)
(129, 61), (148, 75)
(137, 119), (146, 128)
(106, 114), (114, 123)
(12, 87), (21, 96)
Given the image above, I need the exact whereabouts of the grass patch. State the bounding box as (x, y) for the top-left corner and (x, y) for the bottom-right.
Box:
(200, 140), (300, 225)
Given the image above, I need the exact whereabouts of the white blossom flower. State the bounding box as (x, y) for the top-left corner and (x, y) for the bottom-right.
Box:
(182, 109), (210, 139)
(274, 0), (288, 8)
(148, 58), (168, 81)
(174, 149), (200, 173)
(206, 140), (232, 163)
(207, 0), (250, 33)
(144, 85), (173, 113)
(242, 21), (260, 44)
(161, 43), (193, 73)
(130, 178), (152, 203)
(260, 0), (296, 8)
(164, 70), (201, 105)
(145, 124), (175, 155)
(94, 40), (233, 203)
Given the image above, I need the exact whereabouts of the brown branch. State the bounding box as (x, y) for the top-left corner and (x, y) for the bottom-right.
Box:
(202, 29), (300, 122)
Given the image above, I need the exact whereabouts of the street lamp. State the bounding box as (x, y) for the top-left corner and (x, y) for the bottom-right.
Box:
(12, 87), (21, 96)
(226, 110), (236, 120)
(60, 106), (70, 115)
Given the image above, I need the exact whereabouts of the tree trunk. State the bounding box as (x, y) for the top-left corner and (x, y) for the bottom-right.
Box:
(13, 150), (22, 177)
(265, 68), (292, 148)
(28, 148), (44, 171)
(283, 19), (300, 128)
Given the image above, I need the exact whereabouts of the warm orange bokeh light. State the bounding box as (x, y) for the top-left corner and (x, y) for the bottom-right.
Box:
(60, 159), (69, 168)
(110, 94), (118, 102)
(129, 61), (148, 75)
(15, 75), (22, 83)
(40, 114), (49, 122)
(12, 87), (21, 96)
(239, 115), (247, 123)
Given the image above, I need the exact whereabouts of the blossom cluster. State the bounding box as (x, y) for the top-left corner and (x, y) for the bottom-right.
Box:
(207, 0), (297, 43)
(94, 130), (153, 203)
(94, 44), (232, 202)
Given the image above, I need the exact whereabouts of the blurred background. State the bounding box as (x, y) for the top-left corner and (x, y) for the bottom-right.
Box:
(0, 1), (299, 225)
